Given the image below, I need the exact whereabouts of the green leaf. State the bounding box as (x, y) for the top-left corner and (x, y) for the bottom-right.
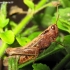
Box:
(28, 31), (41, 40)
(23, 0), (34, 9)
(16, 35), (31, 46)
(63, 35), (70, 53)
(60, 0), (70, 7)
(58, 19), (70, 33)
(0, 18), (9, 28)
(63, 35), (70, 47)
(10, 21), (17, 30)
(0, 30), (15, 44)
(32, 63), (50, 70)
(41, 14), (52, 27)
(53, 8), (70, 33)
(59, 8), (70, 21)
(22, 25), (38, 36)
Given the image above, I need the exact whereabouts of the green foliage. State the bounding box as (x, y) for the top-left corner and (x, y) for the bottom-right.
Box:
(16, 36), (31, 46)
(23, 0), (34, 9)
(32, 63), (50, 70)
(10, 21), (17, 30)
(62, 35), (70, 53)
(28, 31), (41, 40)
(8, 57), (19, 70)
(0, 18), (9, 28)
(0, 30), (15, 44)
(52, 8), (70, 33)
(63, 35), (70, 47)
(59, 8), (70, 21)
(21, 25), (38, 36)
(35, 0), (47, 10)
(60, 0), (70, 7)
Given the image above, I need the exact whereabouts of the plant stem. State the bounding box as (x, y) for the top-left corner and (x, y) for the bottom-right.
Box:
(53, 54), (70, 70)
(0, 43), (8, 57)
(35, 0), (47, 10)
(14, 14), (33, 35)
(35, 2), (53, 14)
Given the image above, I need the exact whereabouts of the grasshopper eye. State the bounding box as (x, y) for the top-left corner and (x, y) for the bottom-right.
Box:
(51, 25), (55, 30)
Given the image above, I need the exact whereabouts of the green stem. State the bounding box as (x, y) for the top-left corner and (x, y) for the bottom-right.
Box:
(14, 14), (33, 35)
(0, 43), (8, 57)
(35, 0), (47, 10)
(53, 54), (70, 70)
(34, 2), (53, 14)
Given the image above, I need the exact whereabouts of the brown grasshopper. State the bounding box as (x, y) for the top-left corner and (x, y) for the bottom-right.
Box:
(4, 3), (59, 66)
(3, 23), (58, 65)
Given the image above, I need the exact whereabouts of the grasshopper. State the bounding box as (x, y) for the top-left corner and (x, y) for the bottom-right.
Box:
(4, 2), (59, 66)
(4, 23), (58, 65)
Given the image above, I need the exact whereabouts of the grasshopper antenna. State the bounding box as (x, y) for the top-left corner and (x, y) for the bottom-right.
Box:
(56, 3), (59, 25)
(52, 1), (60, 25)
